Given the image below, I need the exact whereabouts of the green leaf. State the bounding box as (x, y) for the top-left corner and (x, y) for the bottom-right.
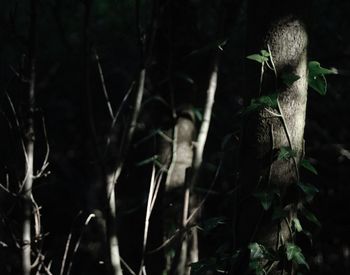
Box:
(308, 74), (327, 95)
(300, 159), (318, 175)
(308, 61), (335, 75)
(248, 243), (269, 275)
(285, 243), (309, 269)
(281, 73), (300, 86)
(249, 261), (265, 275)
(190, 258), (216, 274)
(249, 243), (265, 259)
(292, 217), (303, 232)
(246, 54), (269, 64)
(254, 191), (275, 210)
(255, 94), (278, 108)
(297, 182), (319, 201)
(260, 49), (270, 57)
(272, 207), (289, 220)
(301, 207), (321, 227)
(278, 147), (296, 160)
(308, 61), (335, 95)
(200, 217), (226, 233)
(244, 94), (278, 115)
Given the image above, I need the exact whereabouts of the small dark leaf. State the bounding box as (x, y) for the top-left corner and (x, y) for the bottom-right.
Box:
(272, 207), (289, 220)
(297, 182), (319, 201)
(200, 217), (226, 233)
(300, 159), (318, 175)
(285, 243), (309, 269)
(190, 258), (216, 274)
(254, 191), (275, 210)
(278, 147), (296, 160)
(281, 73), (300, 86)
(255, 94), (278, 108)
(243, 94), (278, 115)
(301, 207), (321, 227)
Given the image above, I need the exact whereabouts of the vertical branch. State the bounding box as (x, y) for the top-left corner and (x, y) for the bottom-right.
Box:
(174, 54), (219, 275)
(23, 0), (37, 274)
(105, 68), (145, 275)
(94, 48), (115, 120)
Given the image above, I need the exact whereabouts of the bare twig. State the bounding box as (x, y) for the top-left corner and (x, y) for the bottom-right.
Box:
(109, 69), (146, 197)
(93, 48), (115, 120)
(66, 214), (96, 275)
(5, 92), (29, 188)
(104, 81), (135, 155)
(120, 257), (137, 275)
(34, 116), (50, 179)
(59, 211), (83, 275)
(138, 166), (156, 275)
(59, 231), (72, 275)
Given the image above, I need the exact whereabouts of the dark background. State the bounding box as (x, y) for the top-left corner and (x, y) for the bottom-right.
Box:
(0, 0), (349, 274)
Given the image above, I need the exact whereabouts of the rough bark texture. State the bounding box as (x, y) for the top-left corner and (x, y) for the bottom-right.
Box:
(235, 1), (308, 274)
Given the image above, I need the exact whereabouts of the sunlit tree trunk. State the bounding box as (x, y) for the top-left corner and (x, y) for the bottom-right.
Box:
(235, 1), (308, 274)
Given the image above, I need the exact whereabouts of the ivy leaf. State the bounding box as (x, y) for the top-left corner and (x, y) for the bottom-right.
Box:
(297, 182), (319, 201)
(281, 73), (300, 86)
(300, 159), (318, 175)
(308, 61), (335, 95)
(249, 243), (274, 275)
(255, 94), (278, 108)
(244, 94), (278, 115)
(272, 207), (289, 220)
(308, 61), (335, 75)
(260, 49), (270, 57)
(254, 191), (275, 210)
(249, 261), (265, 275)
(200, 217), (226, 233)
(301, 207), (321, 227)
(246, 54), (269, 64)
(292, 217), (303, 232)
(308, 74), (327, 95)
(249, 243), (265, 259)
(285, 243), (310, 269)
(190, 258), (216, 274)
(278, 147), (296, 160)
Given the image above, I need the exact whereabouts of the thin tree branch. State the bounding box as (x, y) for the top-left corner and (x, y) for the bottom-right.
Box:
(66, 214), (96, 275)
(94, 48), (115, 120)
(23, 0), (37, 274)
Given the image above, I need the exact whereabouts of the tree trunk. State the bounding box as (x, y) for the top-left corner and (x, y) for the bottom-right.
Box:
(234, 1), (308, 274)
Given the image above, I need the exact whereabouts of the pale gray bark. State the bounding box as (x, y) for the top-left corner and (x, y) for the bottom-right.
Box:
(236, 1), (308, 274)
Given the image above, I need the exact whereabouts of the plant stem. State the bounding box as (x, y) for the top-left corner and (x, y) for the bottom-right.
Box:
(23, 0), (37, 274)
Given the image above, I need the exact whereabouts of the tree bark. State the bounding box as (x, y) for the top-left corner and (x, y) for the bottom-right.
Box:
(234, 1), (308, 274)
